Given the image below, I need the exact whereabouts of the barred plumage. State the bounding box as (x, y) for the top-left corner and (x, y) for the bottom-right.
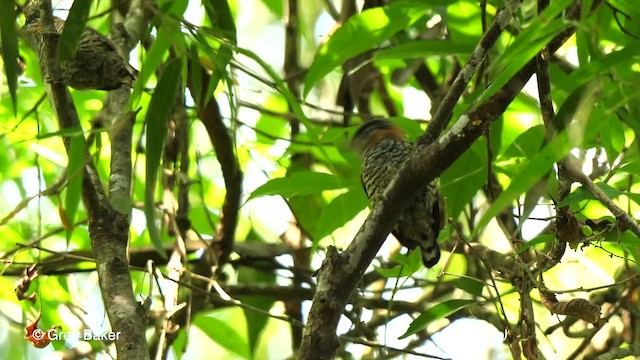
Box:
(352, 119), (443, 268)
(20, 2), (137, 90)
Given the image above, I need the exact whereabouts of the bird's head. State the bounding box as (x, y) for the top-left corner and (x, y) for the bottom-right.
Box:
(351, 119), (406, 157)
(22, 1), (42, 25)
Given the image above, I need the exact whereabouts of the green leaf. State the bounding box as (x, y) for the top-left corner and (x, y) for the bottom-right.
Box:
(65, 129), (85, 242)
(559, 46), (640, 96)
(475, 129), (574, 232)
(375, 40), (475, 61)
(0, 0), (19, 113)
(619, 160), (640, 175)
(399, 299), (476, 339)
(441, 140), (486, 217)
(237, 261), (276, 355)
(255, 95), (289, 145)
(203, 0), (237, 97)
(36, 127), (86, 140)
(474, 0), (575, 107)
(144, 59), (183, 258)
(130, 26), (173, 106)
(600, 116), (625, 162)
(557, 183), (640, 208)
(552, 81), (600, 133)
(315, 189), (368, 239)
(189, 44), (203, 106)
(375, 249), (423, 278)
(304, 0), (429, 97)
(204, 0), (237, 42)
(258, 0), (283, 17)
(248, 171), (352, 201)
(196, 309), (251, 359)
(516, 234), (555, 254)
(450, 277), (485, 297)
(57, 0), (91, 63)
(157, 0), (188, 17)
(502, 125), (545, 159)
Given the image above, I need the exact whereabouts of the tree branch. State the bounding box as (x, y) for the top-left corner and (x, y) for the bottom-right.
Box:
(565, 155), (640, 238)
(33, 1), (148, 358)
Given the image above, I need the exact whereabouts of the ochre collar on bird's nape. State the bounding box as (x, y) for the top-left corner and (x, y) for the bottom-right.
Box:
(351, 119), (407, 156)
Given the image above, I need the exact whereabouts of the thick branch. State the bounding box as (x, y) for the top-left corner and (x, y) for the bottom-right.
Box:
(187, 81), (243, 264)
(106, 0), (146, 214)
(34, 1), (148, 358)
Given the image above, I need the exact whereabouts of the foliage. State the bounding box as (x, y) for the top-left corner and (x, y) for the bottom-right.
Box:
(0, 0), (640, 359)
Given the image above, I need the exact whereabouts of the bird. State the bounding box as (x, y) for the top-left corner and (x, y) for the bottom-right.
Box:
(352, 119), (443, 268)
(20, 1), (137, 91)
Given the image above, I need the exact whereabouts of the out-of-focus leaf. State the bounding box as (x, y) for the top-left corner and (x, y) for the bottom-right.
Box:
(517, 234), (555, 254)
(157, 0), (188, 17)
(130, 26), (173, 105)
(248, 171), (353, 201)
(237, 256), (276, 355)
(255, 95), (289, 145)
(441, 140), (486, 218)
(196, 309), (251, 359)
(304, 0), (430, 97)
(474, 0), (575, 107)
(475, 128), (574, 232)
(559, 46), (639, 95)
(447, 1), (482, 41)
(375, 249), (422, 277)
(144, 59), (182, 257)
(189, 44), (203, 106)
(57, 0), (91, 63)
(315, 189), (368, 240)
(619, 161), (640, 175)
(502, 125), (545, 158)
(450, 277), (485, 297)
(204, 0), (237, 41)
(552, 81), (600, 133)
(0, 0), (19, 113)
(65, 129), (85, 242)
(258, 0), (284, 17)
(36, 127), (86, 140)
(203, 0), (237, 98)
(375, 40), (475, 61)
(399, 299), (477, 339)
(391, 117), (424, 141)
(557, 183), (640, 208)
(600, 116), (625, 162)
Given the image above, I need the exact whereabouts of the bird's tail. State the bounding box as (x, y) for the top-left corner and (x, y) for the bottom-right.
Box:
(393, 229), (441, 268)
(419, 240), (441, 268)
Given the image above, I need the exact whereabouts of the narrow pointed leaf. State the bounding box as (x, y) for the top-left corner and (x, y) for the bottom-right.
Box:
(399, 299), (477, 339)
(57, 0), (92, 63)
(65, 129), (85, 243)
(315, 189), (368, 239)
(248, 171), (353, 201)
(144, 59), (183, 257)
(375, 40), (475, 60)
(0, 1), (19, 113)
